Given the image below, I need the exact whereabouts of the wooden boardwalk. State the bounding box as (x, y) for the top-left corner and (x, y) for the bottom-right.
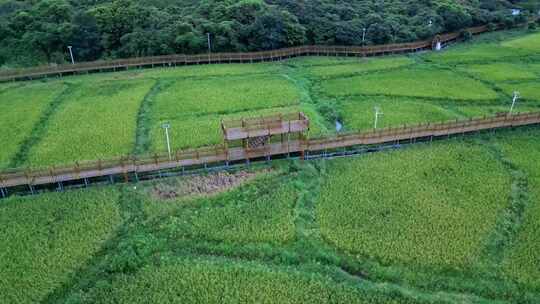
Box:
(0, 25), (488, 83)
(1, 112), (539, 191)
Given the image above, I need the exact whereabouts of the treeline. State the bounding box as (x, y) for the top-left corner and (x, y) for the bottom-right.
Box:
(0, 0), (536, 67)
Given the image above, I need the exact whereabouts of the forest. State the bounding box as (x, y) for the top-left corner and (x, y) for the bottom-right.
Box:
(0, 0), (536, 67)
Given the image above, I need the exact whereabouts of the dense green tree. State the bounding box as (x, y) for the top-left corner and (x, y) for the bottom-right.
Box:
(0, 0), (534, 67)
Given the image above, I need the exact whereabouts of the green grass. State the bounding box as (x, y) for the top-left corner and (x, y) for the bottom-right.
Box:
(26, 79), (155, 167)
(0, 188), (121, 304)
(149, 172), (298, 245)
(320, 67), (498, 100)
(0, 82), (67, 168)
(338, 97), (459, 131)
(79, 258), (376, 304)
(152, 75), (299, 116)
(307, 57), (413, 78)
(317, 143), (511, 270)
(459, 62), (539, 82)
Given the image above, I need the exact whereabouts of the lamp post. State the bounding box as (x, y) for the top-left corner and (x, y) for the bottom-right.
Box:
(67, 45), (75, 64)
(509, 91), (520, 115)
(374, 106), (384, 129)
(161, 122), (172, 160)
(362, 27), (367, 45)
(207, 33), (212, 53)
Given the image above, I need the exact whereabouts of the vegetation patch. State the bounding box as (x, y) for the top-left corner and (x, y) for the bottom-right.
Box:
(77, 258), (376, 304)
(152, 75), (299, 116)
(338, 97), (459, 131)
(150, 171), (298, 245)
(320, 67), (498, 100)
(25, 79), (155, 167)
(306, 57), (413, 78)
(317, 143), (511, 270)
(493, 130), (540, 289)
(0, 82), (67, 168)
(502, 32), (540, 52)
(150, 170), (265, 200)
(459, 63), (539, 82)
(0, 188), (122, 304)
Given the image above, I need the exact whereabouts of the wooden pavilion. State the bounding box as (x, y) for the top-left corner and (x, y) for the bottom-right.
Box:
(221, 112), (310, 151)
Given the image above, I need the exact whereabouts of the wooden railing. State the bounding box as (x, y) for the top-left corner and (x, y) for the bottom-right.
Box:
(1, 111), (539, 190)
(0, 25), (492, 82)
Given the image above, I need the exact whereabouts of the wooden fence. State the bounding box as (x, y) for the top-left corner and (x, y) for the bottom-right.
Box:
(1, 111), (539, 190)
(0, 25), (490, 82)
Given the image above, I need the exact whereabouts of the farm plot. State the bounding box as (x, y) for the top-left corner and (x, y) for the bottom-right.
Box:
(319, 67), (498, 100)
(149, 104), (325, 151)
(150, 172), (298, 245)
(0, 188), (121, 304)
(151, 75), (299, 116)
(306, 57), (413, 78)
(0, 82), (67, 168)
(502, 32), (540, 52)
(26, 79), (155, 167)
(494, 130), (540, 289)
(458, 62), (539, 82)
(79, 258), (377, 304)
(317, 143), (511, 270)
(141, 62), (282, 79)
(454, 103), (540, 117)
(498, 81), (540, 101)
(425, 43), (534, 64)
(337, 97), (458, 131)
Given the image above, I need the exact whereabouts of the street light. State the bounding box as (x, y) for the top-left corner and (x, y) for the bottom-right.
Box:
(161, 122), (172, 160)
(362, 27), (367, 45)
(207, 33), (212, 53)
(374, 106), (384, 129)
(509, 91), (520, 115)
(67, 45), (75, 64)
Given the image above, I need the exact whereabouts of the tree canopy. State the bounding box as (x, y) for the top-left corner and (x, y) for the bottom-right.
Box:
(0, 0), (534, 67)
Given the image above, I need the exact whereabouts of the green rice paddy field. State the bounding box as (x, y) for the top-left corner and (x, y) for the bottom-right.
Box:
(1, 29), (540, 303)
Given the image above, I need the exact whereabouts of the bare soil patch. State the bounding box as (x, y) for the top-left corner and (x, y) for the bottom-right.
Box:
(151, 170), (267, 200)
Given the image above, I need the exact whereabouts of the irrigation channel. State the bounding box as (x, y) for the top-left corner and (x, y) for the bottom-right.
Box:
(0, 25), (492, 82)
(1, 112), (539, 199)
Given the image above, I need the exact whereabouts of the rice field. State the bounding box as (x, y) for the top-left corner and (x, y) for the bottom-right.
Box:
(0, 188), (121, 304)
(494, 131), (540, 289)
(338, 97), (458, 130)
(25, 79), (155, 167)
(317, 143), (511, 270)
(152, 172), (298, 245)
(0, 82), (66, 168)
(306, 57), (413, 78)
(459, 62), (539, 82)
(78, 258), (381, 304)
(319, 67), (499, 100)
(151, 75), (299, 116)
(0, 27), (540, 304)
